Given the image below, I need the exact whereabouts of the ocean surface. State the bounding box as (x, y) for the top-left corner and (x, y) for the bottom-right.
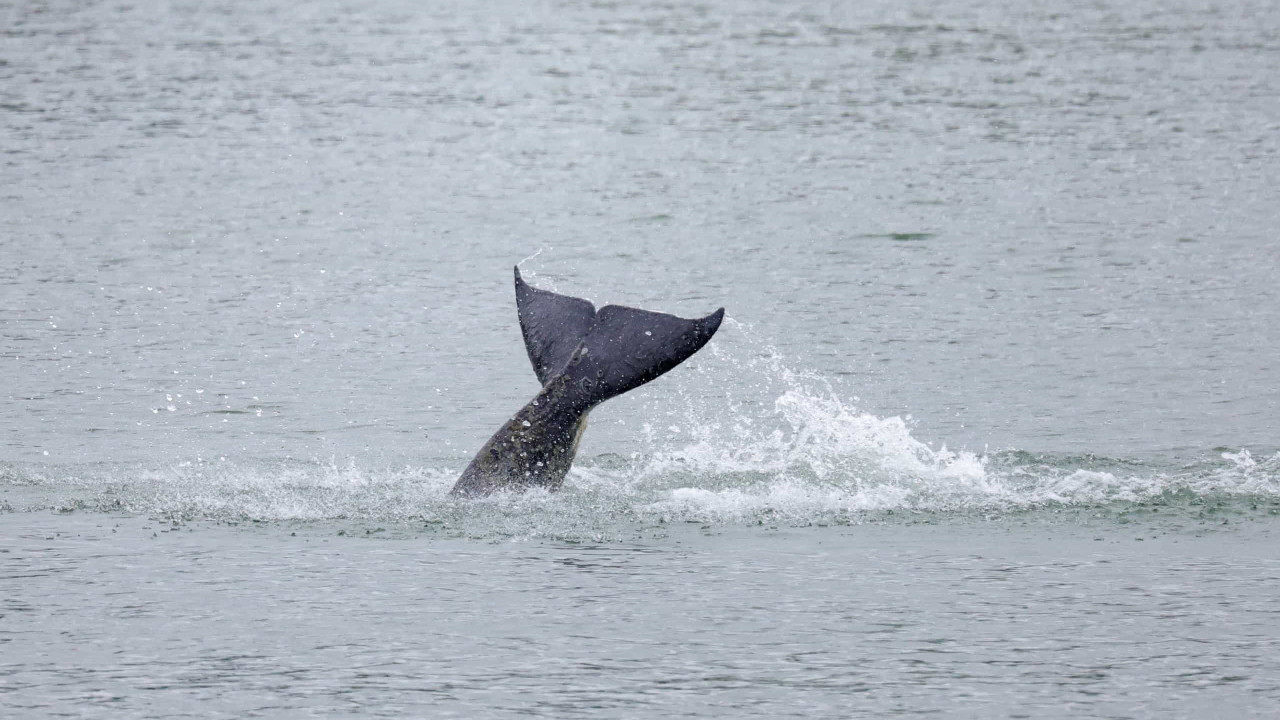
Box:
(3, 0), (1279, 717)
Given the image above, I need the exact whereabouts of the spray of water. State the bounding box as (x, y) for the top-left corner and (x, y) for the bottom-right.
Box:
(3, 319), (1278, 537)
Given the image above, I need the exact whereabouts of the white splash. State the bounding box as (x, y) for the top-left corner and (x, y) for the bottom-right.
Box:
(3, 320), (1278, 535)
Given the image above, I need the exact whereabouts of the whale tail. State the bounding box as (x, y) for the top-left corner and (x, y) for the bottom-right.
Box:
(451, 269), (722, 496)
(513, 266), (723, 406)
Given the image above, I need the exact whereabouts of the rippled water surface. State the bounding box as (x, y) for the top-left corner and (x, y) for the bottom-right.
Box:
(3, 0), (1280, 717)
(5, 514), (1280, 718)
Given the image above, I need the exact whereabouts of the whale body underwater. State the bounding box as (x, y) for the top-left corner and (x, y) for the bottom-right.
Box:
(450, 268), (724, 497)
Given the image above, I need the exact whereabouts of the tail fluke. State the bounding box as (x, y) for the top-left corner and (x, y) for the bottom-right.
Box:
(514, 266), (597, 385)
(514, 265), (723, 405)
(559, 304), (724, 407)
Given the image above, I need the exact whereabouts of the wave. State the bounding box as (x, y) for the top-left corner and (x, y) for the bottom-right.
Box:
(4, 322), (1277, 538)
(3, 388), (1277, 538)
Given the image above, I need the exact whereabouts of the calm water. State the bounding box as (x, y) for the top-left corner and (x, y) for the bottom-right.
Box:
(3, 0), (1279, 717)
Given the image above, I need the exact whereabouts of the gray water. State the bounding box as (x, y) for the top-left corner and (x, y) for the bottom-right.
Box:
(3, 0), (1280, 717)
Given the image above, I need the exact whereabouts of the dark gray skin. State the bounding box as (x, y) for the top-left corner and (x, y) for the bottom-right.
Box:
(449, 368), (592, 496)
(451, 268), (724, 497)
